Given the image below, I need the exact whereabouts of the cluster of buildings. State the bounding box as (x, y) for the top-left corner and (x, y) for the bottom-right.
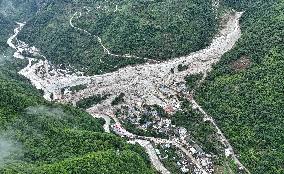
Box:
(10, 11), (244, 173)
(114, 103), (215, 173)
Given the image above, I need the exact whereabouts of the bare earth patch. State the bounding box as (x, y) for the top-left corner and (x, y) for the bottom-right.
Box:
(231, 56), (251, 71)
(8, 10), (250, 174)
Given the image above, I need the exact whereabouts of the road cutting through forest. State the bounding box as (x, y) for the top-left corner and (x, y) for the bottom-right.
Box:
(7, 8), (248, 174)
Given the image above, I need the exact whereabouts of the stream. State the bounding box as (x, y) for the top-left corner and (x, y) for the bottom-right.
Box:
(7, 9), (248, 174)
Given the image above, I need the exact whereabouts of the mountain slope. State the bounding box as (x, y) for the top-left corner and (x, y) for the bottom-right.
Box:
(17, 0), (218, 75)
(0, 14), (155, 174)
(196, 1), (284, 173)
(0, 60), (155, 174)
(1, 0), (283, 173)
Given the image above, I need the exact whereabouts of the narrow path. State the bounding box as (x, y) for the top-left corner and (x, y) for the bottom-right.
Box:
(143, 136), (208, 174)
(185, 54), (250, 173)
(87, 112), (111, 133)
(158, 81), (250, 173)
(87, 104), (172, 174)
(86, 101), (208, 173)
(7, 9), (246, 174)
(70, 11), (159, 63)
(191, 99), (251, 174)
(129, 139), (171, 174)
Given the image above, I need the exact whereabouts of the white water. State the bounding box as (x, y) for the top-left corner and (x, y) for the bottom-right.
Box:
(7, 22), (25, 59)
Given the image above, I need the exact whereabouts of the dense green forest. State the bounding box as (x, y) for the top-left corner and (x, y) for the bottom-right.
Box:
(0, 0), (41, 20)
(0, 65), (155, 173)
(76, 94), (108, 109)
(18, 0), (217, 75)
(1, 0), (284, 173)
(196, 0), (284, 173)
(0, 9), (155, 173)
(172, 100), (223, 156)
(29, 150), (155, 174)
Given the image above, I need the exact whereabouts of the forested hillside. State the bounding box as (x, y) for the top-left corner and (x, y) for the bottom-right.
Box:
(0, 62), (154, 173)
(0, 9), (155, 174)
(0, 0), (42, 20)
(18, 0), (218, 75)
(196, 0), (284, 173)
(2, 0), (283, 173)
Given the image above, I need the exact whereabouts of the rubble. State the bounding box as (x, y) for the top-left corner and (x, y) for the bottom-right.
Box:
(7, 9), (247, 174)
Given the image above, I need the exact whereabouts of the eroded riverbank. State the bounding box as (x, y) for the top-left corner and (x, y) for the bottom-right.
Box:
(7, 10), (248, 174)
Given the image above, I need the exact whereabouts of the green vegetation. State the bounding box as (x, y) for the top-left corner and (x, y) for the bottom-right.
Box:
(111, 93), (125, 105)
(121, 121), (168, 139)
(185, 73), (203, 91)
(29, 150), (155, 174)
(69, 84), (87, 93)
(156, 145), (181, 174)
(177, 64), (188, 72)
(196, 1), (284, 173)
(0, 0), (40, 21)
(0, 14), (154, 173)
(171, 99), (235, 172)
(0, 15), (14, 52)
(76, 94), (108, 109)
(18, 0), (218, 75)
(0, 59), (155, 173)
(3, 0), (284, 173)
(172, 100), (223, 156)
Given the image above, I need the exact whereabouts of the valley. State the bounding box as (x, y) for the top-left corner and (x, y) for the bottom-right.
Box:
(1, 0), (283, 173)
(7, 8), (247, 174)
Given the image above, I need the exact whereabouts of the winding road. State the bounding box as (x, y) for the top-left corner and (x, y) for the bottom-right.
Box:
(70, 11), (159, 63)
(7, 7), (249, 174)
